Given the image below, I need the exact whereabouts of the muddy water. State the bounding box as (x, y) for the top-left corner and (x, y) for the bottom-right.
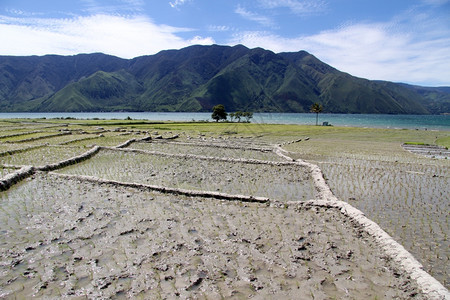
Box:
(0, 173), (423, 299)
(57, 149), (316, 202)
(312, 157), (450, 288)
(128, 141), (286, 161)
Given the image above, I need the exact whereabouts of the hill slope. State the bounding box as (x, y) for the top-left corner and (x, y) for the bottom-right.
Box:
(0, 45), (448, 114)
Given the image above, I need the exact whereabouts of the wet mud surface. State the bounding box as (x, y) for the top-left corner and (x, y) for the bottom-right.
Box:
(129, 141), (286, 161)
(56, 149), (315, 202)
(0, 173), (423, 299)
(402, 144), (450, 159)
(0, 123), (446, 298)
(285, 140), (449, 289)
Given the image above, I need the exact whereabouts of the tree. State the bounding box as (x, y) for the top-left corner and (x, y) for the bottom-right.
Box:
(211, 104), (228, 122)
(310, 102), (323, 126)
(242, 111), (253, 123)
(228, 111), (253, 123)
(234, 111), (243, 122)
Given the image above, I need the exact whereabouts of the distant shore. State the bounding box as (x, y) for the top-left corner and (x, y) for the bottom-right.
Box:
(0, 112), (449, 131)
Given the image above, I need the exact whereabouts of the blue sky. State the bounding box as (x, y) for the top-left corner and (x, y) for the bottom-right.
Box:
(0, 0), (449, 86)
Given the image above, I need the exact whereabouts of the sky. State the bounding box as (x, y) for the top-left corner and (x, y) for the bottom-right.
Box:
(0, 0), (449, 86)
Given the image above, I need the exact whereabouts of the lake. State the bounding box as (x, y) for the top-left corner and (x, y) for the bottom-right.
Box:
(0, 112), (449, 131)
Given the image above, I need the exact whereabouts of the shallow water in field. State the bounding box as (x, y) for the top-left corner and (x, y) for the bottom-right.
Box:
(286, 149), (450, 288)
(57, 149), (315, 201)
(0, 174), (421, 299)
(0, 146), (88, 167)
(0, 119), (447, 296)
(128, 141), (286, 161)
(321, 159), (449, 287)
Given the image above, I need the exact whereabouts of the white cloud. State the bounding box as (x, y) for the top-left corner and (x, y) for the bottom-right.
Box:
(169, 0), (190, 9)
(0, 14), (213, 58)
(235, 5), (275, 27)
(229, 19), (450, 86)
(208, 25), (230, 32)
(189, 35), (215, 44)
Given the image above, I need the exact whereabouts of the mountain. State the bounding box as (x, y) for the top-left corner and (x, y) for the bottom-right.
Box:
(0, 45), (448, 114)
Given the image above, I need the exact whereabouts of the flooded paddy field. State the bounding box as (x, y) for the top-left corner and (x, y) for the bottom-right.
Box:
(0, 143), (41, 154)
(285, 137), (449, 289)
(56, 148), (314, 201)
(0, 146), (90, 167)
(0, 119), (448, 298)
(0, 173), (422, 299)
(318, 158), (448, 285)
(128, 140), (286, 161)
(66, 133), (143, 148)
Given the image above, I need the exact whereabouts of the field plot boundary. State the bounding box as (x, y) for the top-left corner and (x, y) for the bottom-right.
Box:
(0, 130), (43, 140)
(4, 131), (71, 143)
(115, 138), (138, 148)
(49, 172), (270, 203)
(276, 142), (449, 299)
(146, 140), (274, 152)
(274, 145), (338, 202)
(36, 146), (101, 171)
(58, 135), (100, 145)
(0, 165), (34, 191)
(287, 199), (450, 299)
(0, 133), (448, 298)
(402, 143), (450, 159)
(0, 146), (101, 190)
(0, 144), (47, 157)
(102, 146), (305, 167)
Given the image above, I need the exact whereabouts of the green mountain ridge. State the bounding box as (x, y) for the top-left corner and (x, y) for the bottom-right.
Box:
(0, 45), (448, 114)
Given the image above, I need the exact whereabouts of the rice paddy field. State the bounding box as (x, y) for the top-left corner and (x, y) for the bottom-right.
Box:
(283, 132), (449, 288)
(0, 118), (448, 298)
(56, 148), (314, 201)
(129, 141), (285, 161)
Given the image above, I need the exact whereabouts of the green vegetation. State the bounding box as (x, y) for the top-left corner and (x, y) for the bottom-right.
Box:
(229, 111), (254, 123)
(403, 142), (430, 146)
(1, 45), (449, 113)
(310, 102), (323, 126)
(211, 104), (228, 122)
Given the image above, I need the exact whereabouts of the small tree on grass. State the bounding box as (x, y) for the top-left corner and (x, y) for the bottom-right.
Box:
(242, 111), (253, 123)
(233, 111), (242, 122)
(310, 102), (323, 126)
(228, 111), (254, 123)
(211, 104), (228, 122)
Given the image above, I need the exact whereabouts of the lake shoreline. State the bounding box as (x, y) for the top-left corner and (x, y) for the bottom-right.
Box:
(1, 112), (449, 131)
